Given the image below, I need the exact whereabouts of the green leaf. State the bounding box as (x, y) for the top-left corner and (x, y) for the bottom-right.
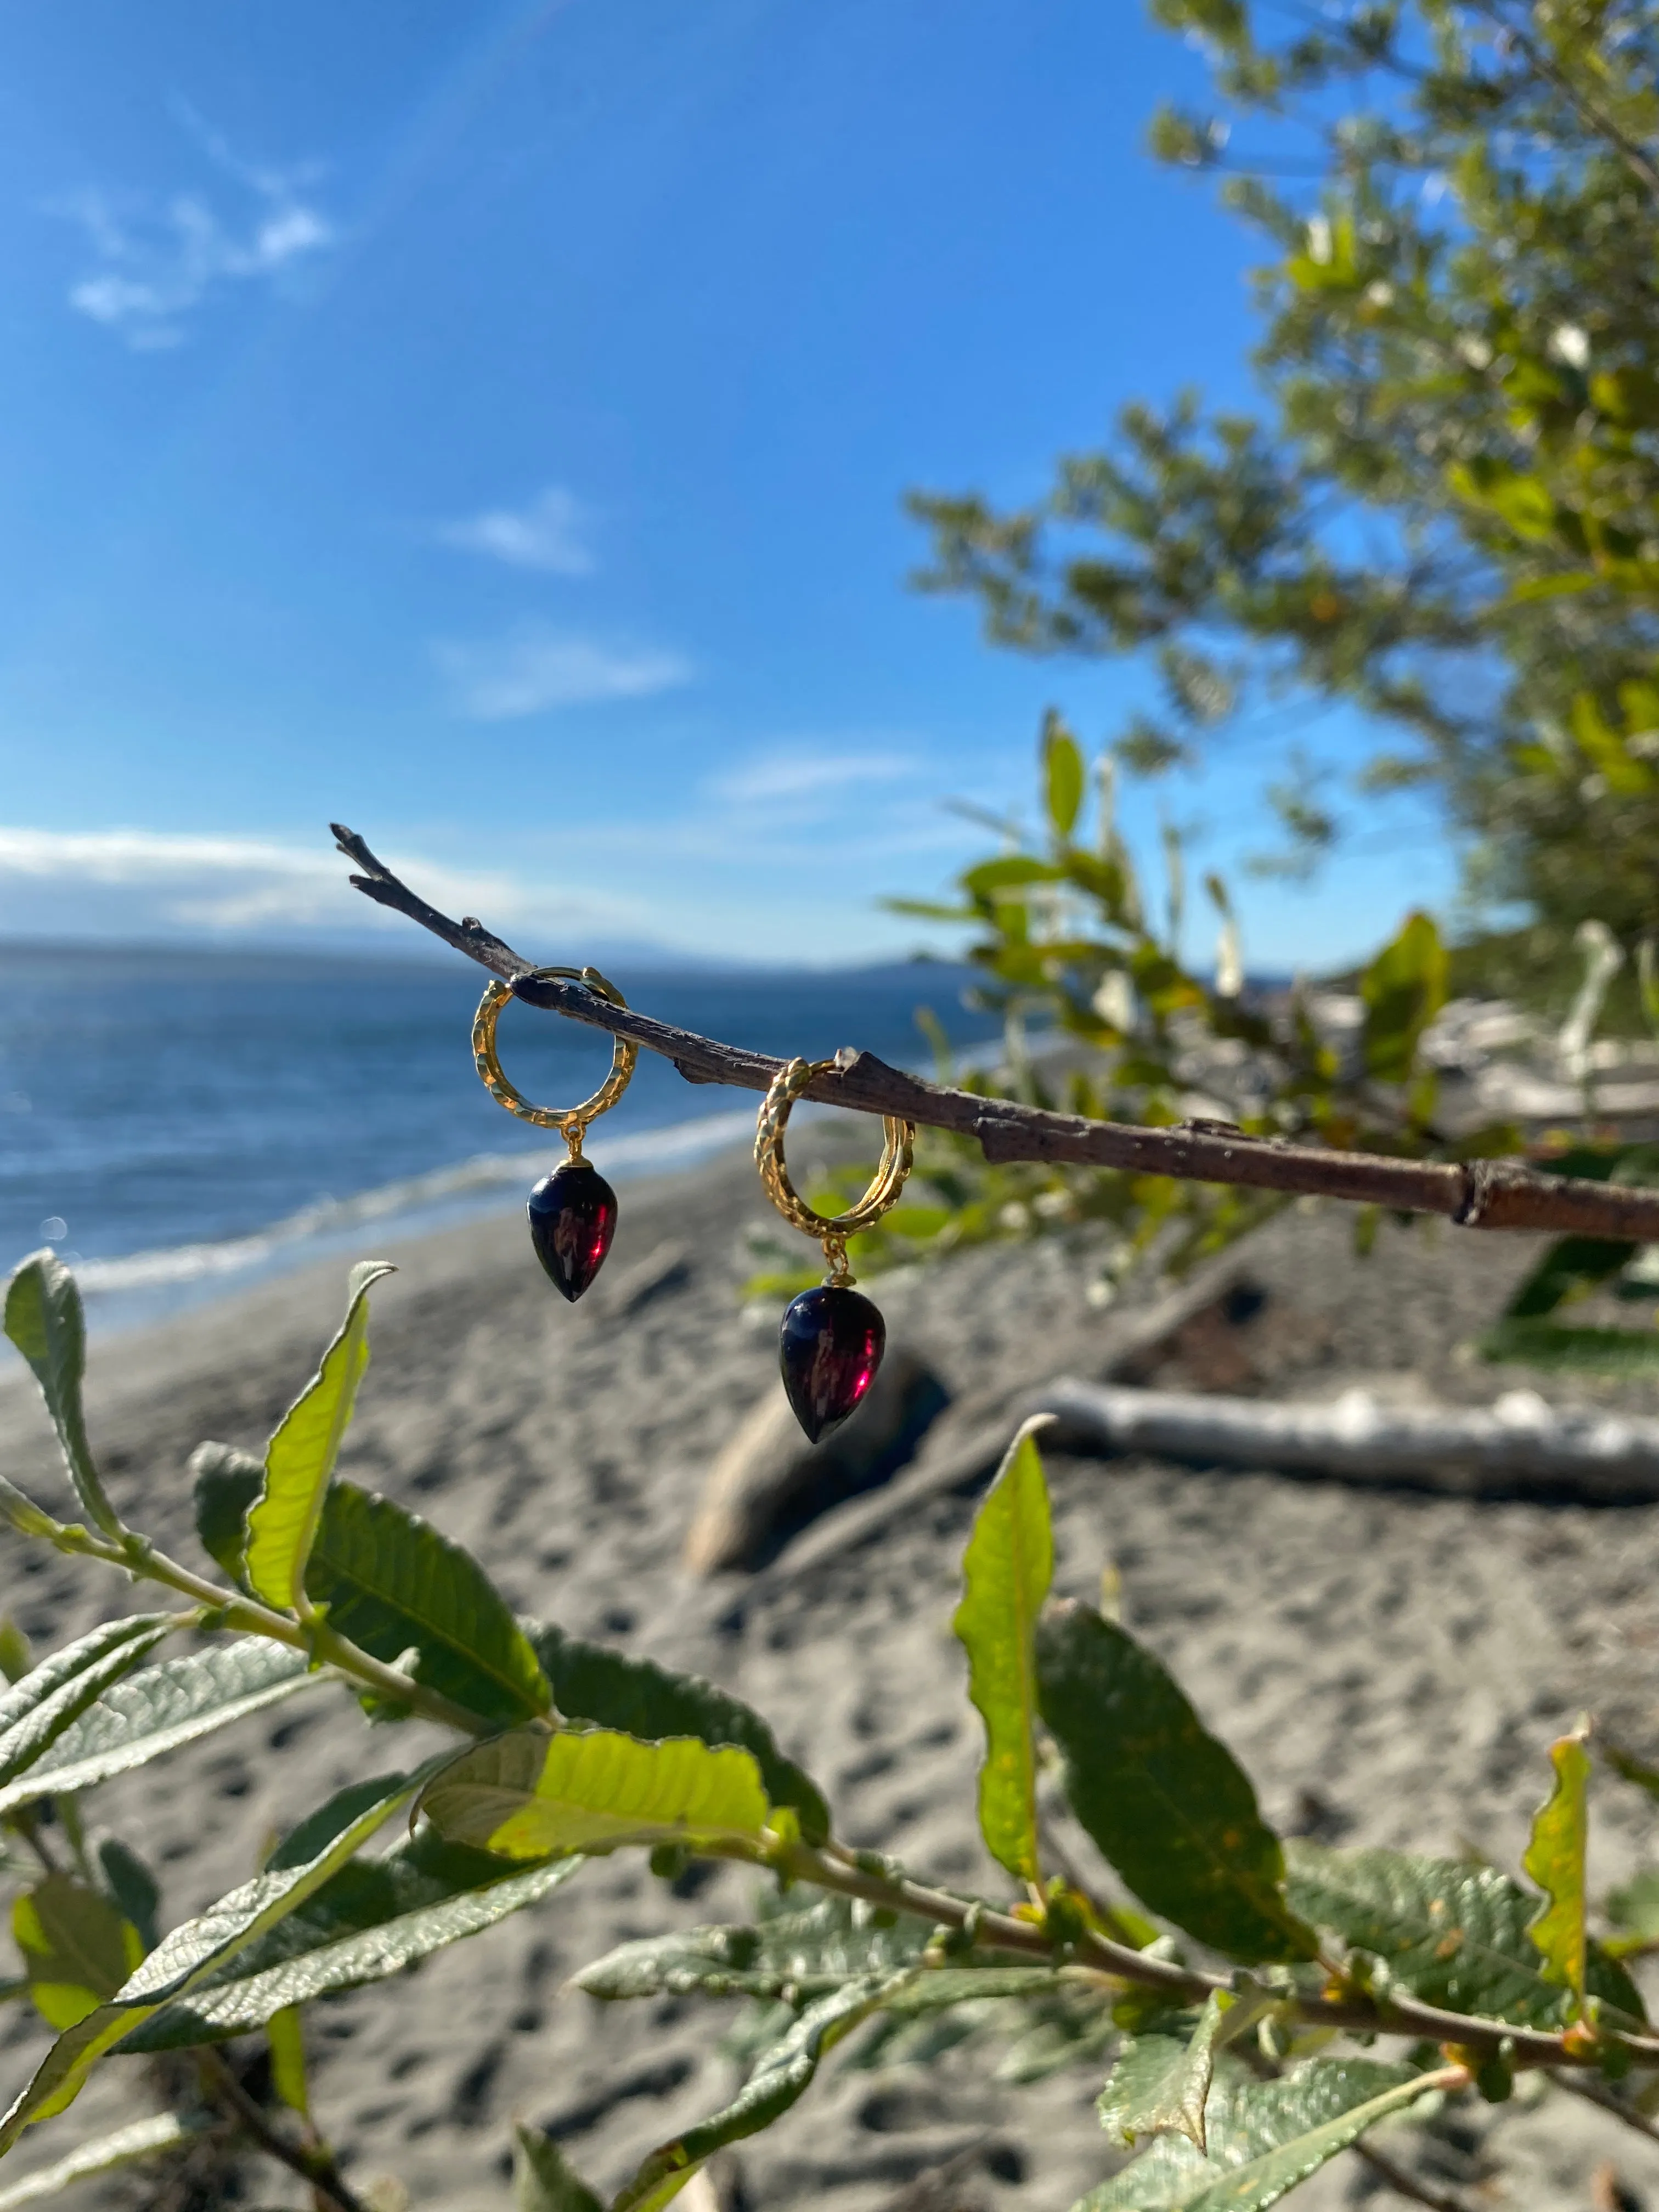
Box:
(1034, 1600), (1314, 1962)
(1503, 1237), (1638, 1322)
(1097, 1993), (1229, 2152)
(952, 1419), (1054, 1884)
(1606, 1867), (1659, 1944)
(266, 2006), (309, 2119)
(1570, 691), (1656, 795)
(882, 898), (979, 923)
(1524, 1723), (1591, 2013)
(1285, 1840), (1644, 2027)
(96, 1841), (160, 1956)
(3, 1252), (119, 1537)
(0, 1620), (32, 1685)
(245, 1261), (395, 1615)
(123, 1831), (581, 2047)
(0, 1477), (60, 1544)
(0, 1762), (432, 2150)
(12, 1875), (143, 2030)
(0, 2113), (206, 2211)
(0, 1639), (316, 1819)
(961, 855), (1069, 898)
(189, 1442), (264, 1583)
(1044, 713), (1087, 839)
(1078, 2058), (1447, 2211)
(0, 1616), (178, 1795)
(611, 1974), (915, 2212)
(417, 1726), (771, 1860)
(1477, 1319), (1659, 1374)
(513, 2124), (603, 2212)
(306, 1482), (549, 1728)
(529, 1623), (828, 1844)
(1605, 1740), (1659, 1804)
(1506, 571), (1599, 603)
(1358, 911), (1446, 1084)
(576, 1893), (934, 2001)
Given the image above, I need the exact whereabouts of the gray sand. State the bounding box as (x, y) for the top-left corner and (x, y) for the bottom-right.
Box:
(4, 1135), (1659, 2211)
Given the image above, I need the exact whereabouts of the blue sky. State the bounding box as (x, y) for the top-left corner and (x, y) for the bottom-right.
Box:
(0, 0), (1449, 970)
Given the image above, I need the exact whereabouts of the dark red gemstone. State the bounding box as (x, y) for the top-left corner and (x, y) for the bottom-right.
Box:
(527, 1160), (618, 1301)
(778, 1285), (885, 1443)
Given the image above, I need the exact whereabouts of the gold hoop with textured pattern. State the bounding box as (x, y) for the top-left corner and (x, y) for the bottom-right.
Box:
(755, 1057), (913, 1284)
(472, 967), (638, 1156)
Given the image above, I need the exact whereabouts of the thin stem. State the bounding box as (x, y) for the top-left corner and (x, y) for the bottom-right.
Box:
(197, 2047), (367, 2212)
(52, 1523), (497, 1739)
(1550, 2067), (1659, 2143)
(15, 1812), (60, 1876)
(765, 1839), (1659, 2073)
(330, 824), (1659, 1245)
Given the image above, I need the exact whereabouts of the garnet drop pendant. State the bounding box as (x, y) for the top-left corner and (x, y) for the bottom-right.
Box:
(527, 1157), (618, 1303)
(778, 1282), (887, 1443)
(470, 964), (640, 1304)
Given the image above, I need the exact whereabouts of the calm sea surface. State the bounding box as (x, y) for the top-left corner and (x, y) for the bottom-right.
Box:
(0, 946), (1002, 1330)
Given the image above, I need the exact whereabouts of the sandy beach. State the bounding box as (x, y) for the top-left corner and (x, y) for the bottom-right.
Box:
(6, 1126), (1659, 2212)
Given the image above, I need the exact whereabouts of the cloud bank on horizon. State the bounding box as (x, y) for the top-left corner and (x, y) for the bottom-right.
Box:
(0, 826), (651, 953)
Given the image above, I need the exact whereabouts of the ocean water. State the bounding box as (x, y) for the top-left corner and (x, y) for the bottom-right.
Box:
(0, 945), (1003, 1331)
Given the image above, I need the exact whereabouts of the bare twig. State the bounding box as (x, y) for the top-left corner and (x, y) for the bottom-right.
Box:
(1551, 2067), (1659, 2145)
(332, 824), (1659, 1242)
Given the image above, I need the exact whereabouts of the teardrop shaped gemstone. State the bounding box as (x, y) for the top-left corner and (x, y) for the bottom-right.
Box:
(527, 1160), (618, 1302)
(778, 1284), (886, 1443)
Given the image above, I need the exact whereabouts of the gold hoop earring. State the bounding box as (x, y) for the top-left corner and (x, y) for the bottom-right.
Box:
(754, 1056), (914, 1440)
(472, 966), (639, 1302)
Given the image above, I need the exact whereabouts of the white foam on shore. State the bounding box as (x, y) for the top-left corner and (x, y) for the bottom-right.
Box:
(70, 1106), (766, 1298)
(46, 1030), (1032, 1336)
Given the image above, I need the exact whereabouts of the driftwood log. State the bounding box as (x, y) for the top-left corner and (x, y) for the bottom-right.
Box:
(1035, 1379), (1659, 1503)
(715, 1375), (1659, 1623)
(682, 1345), (949, 1573)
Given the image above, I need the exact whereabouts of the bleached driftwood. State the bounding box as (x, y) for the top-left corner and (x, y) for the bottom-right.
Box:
(734, 1369), (1659, 1616)
(1036, 1379), (1659, 1503)
(682, 1342), (949, 1573)
(736, 1254), (1254, 1594)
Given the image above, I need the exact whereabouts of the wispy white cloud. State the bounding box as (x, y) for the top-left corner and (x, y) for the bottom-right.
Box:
(567, 740), (956, 875)
(433, 625), (692, 720)
(436, 486), (594, 574)
(50, 109), (336, 349)
(0, 827), (649, 943)
(710, 749), (918, 808)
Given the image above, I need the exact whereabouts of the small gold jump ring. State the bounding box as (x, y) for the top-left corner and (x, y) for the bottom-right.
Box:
(754, 1057), (914, 1278)
(472, 966), (638, 1155)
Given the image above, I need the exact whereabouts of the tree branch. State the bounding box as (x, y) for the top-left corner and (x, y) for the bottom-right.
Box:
(332, 825), (1659, 1243)
(1466, 0), (1659, 202)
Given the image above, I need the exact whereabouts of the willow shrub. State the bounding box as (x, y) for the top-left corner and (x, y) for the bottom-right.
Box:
(1, 1252), (1657, 2211)
(748, 712), (1659, 1378)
